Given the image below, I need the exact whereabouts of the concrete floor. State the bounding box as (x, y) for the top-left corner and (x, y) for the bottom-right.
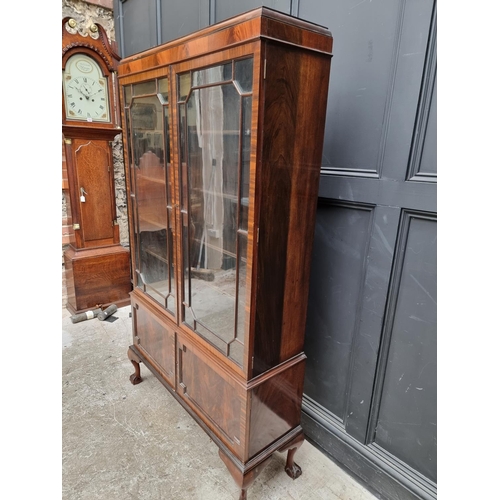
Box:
(62, 305), (377, 500)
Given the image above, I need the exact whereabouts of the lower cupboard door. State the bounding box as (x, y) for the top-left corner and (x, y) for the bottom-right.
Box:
(176, 334), (246, 460)
(134, 301), (176, 388)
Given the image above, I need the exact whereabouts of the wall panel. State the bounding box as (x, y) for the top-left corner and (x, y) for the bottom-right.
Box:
(304, 202), (372, 422)
(371, 212), (437, 483)
(213, 0), (291, 22)
(298, 0), (402, 176)
(160, 0), (209, 44)
(121, 0), (158, 56)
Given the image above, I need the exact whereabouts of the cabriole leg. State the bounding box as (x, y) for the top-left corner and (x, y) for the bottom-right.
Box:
(278, 431), (304, 480)
(128, 347), (142, 385)
(285, 446), (302, 479)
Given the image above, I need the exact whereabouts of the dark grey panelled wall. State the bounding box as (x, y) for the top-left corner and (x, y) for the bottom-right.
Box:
(113, 2), (437, 500)
(300, 1), (437, 499)
(115, 1), (292, 57)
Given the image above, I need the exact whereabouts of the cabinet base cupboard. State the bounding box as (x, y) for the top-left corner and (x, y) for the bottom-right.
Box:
(118, 7), (333, 499)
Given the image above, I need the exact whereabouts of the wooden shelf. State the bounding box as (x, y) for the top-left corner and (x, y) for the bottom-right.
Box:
(136, 174), (166, 185)
(139, 216), (167, 232)
(143, 246), (169, 264)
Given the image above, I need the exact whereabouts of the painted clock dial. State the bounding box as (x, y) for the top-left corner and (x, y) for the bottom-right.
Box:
(63, 53), (111, 123)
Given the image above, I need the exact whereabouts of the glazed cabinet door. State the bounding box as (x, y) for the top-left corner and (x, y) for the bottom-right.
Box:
(122, 77), (177, 317)
(173, 51), (257, 369)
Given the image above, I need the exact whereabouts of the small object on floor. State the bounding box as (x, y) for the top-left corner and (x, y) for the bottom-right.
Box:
(97, 304), (118, 321)
(191, 267), (214, 281)
(70, 308), (102, 324)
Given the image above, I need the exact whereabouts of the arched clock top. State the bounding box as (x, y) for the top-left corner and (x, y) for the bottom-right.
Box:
(62, 17), (120, 73)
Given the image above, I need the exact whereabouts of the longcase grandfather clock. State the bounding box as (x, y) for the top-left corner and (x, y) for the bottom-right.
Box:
(62, 17), (131, 314)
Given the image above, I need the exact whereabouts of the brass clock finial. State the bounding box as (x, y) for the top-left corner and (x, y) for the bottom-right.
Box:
(68, 18), (77, 29)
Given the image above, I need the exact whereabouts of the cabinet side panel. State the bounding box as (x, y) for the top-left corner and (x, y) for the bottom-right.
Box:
(253, 42), (331, 376)
(248, 359), (305, 459)
(133, 296), (176, 387)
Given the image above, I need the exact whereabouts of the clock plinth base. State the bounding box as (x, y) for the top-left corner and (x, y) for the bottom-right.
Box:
(64, 244), (131, 314)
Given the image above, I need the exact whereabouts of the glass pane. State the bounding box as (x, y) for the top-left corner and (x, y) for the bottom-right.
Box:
(193, 62), (232, 87)
(124, 85), (132, 106)
(240, 96), (252, 231)
(125, 108), (142, 290)
(178, 73), (191, 102)
(234, 58), (253, 93)
(164, 106), (172, 200)
(181, 77), (250, 356)
(236, 232), (248, 342)
(178, 103), (188, 204)
(130, 93), (175, 314)
(183, 218), (193, 329)
(167, 295), (175, 312)
(133, 80), (156, 96)
(158, 77), (168, 103)
(228, 339), (244, 366)
(178, 59), (254, 360)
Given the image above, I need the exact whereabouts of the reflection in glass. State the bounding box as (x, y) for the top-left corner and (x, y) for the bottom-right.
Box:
(235, 58), (253, 93)
(178, 73), (191, 101)
(193, 63), (232, 86)
(240, 96), (252, 231)
(179, 57), (253, 366)
(158, 78), (168, 102)
(236, 232), (247, 341)
(133, 80), (156, 96)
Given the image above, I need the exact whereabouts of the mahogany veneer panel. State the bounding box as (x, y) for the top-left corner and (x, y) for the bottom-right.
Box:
(253, 42), (331, 376)
(177, 331), (247, 460)
(247, 356), (306, 459)
(64, 245), (131, 314)
(132, 295), (175, 387)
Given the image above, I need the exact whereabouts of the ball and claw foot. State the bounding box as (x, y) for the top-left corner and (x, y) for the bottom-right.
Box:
(284, 445), (302, 479)
(285, 462), (302, 480)
(129, 372), (142, 385)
